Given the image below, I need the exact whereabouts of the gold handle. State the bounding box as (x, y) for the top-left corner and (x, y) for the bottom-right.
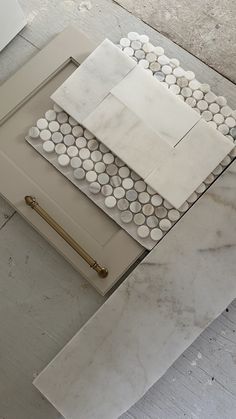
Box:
(25, 196), (108, 278)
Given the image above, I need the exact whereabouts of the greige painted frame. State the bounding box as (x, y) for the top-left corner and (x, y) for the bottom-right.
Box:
(0, 27), (144, 295)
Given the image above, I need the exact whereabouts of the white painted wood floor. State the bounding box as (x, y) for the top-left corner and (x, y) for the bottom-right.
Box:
(0, 1), (236, 418)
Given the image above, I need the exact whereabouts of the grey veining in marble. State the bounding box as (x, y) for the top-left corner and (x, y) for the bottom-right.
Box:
(34, 160), (236, 419)
(51, 38), (136, 123)
(111, 65), (200, 147)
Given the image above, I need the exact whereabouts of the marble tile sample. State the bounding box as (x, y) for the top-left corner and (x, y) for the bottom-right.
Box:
(111, 65), (200, 147)
(83, 93), (170, 179)
(52, 39), (234, 208)
(34, 160), (236, 419)
(84, 97), (234, 208)
(51, 39), (136, 123)
(145, 119), (234, 208)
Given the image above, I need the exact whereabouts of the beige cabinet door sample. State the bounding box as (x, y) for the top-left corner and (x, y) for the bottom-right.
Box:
(0, 27), (144, 295)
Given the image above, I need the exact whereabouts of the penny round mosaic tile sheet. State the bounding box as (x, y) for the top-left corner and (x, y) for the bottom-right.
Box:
(26, 32), (236, 250)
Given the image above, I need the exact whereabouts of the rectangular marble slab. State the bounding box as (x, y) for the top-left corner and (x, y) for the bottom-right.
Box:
(146, 119), (234, 208)
(83, 93), (170, 179)
(111, 65), (200, 147)
(34, 159), (236, 419)
(51, 39), (136, 122)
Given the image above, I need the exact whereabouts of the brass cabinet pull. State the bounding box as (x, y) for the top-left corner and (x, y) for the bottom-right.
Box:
(25, 196), (108, 278)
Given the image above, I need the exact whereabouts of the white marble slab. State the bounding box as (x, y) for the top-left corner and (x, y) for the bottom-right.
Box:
(146, 119), (234, 208)
(83, 93), (170, 179)
(0, 0), (26, 52)
(34, 159), (236, 419)
(111, 65), (200, 147)
(51, 39), (136, 122)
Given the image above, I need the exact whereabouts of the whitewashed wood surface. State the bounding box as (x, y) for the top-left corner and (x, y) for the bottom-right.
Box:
(0, 1), (235, 418)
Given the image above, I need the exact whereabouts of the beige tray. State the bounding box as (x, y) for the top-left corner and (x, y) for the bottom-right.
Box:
(0, 27), (144, 295)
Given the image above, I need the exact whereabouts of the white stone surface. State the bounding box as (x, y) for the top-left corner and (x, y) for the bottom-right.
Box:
(0, 0), (26, 51)
(34, 160), (236, 419)
(51, 38), (136, 122)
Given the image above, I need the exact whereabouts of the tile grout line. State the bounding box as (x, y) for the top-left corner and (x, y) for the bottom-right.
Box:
(19, 32), (40, 51)
(0, 211), (16, 231)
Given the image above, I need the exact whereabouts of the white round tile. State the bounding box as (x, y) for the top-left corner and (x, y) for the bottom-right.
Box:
(181, 87), (192, 98)
(162, 65), (172, 75)
(200, 83), (210, 93)
(114, 187), (125, 199)
(204, 173), (215, 185)
(55, 143), (66, 155)
(221, 106), (232, 117)
(84, 129), (94, 140)
(155, 206), (167, 218)
(169, 84), (181, 95)
(163, 200), (173, 210)
(216, 96), (227, 106)
(79, 148), (90, 160)
(185, 71), (195, 81)
(150, 228), (163, 241)
(40, 129), (51, 141)
(173, 67), (185, 78)
(70, 156), (82, 169)
(37, 118), (48, 130)
(209, 103), (220, 114)
(134, 180), (146, 192)
(197, 100), (208, 111)
(120, 37), (130, 47)
(67, 146), (78, 158)
(105, 196), (116, 209)
(195, 183), (206, 194)
(165, 74), (176, 85)
(220, 155), (231, 167)
(52, 131), (63, 144)
(110, 175), (121, 187)
(142, 203), (154, 216)
(58, 154), (70, 167)
(137, 225), (150, 238)
(146, 185), (156, 195)
(120, 210), (133, 224)
(151, 194), (163, 206)
(45, 109), (57, 121)
(187, 192), (198, 203)
(146, 215), (158, 228)
(100, 143), (109, 153)
(87, 139), (99, 151)
(168, 209), (180, 221)
(29, 126), (40, 138)
(118, 166), (130, 178)
(193, 90), (204, 100)
(138, 192), (149, 204)
(154, 46), (164, 56)
(76, 137), (87, 148)
(60, 123), (72, 135)
(89, 182), (101, 194)
(202, 110), (213, 122)
(43, 140), (54, 153)
(95, 161), (106, 173)
(57, 112), (68, 124)
(106, 164), (118, 176)
(177, 77), (188, 88)
(158, 55), (169, 65)
(72, 126), (84, 137)
(69, 116), (78, 126)
(213, 113), (224, 125)
(149, 61), (161, 72)
(139, 59), (150, 69)
(74, 167), (85, 180)
(126, 189), (138, 202)
(101, 184), (113, 196)
(139, 34), (149, 43)
(49, 121), (60, 133)
(122, 178), (134, 190)
(204, 91), (217, 104)
(185, 97), (196, 108)
(218, 124), (229, 135)
(154, 71), (165, 82)
(159, 218), (172, 231)
(124, 47), (134, 56)
(178, 201), (189, 212)
(189, 79), (201, 90)
(128, 31), (139, 41)
(129, 201), (141, 213)
(86, 170), (97, 183)
(134, 213), (146, 226)
(225, 117), (235, 128)
(212, 165), (223, 176)
(103, 153), (114, 165)
(83, 159), (94, 171)
(91, 150), (102, 162)
(131, 40), (142, 50)
(117, 198), (129, 211)
(64, 134), (75, 146)
(208, 120), (217, 129)
(98, 173), (109, 185)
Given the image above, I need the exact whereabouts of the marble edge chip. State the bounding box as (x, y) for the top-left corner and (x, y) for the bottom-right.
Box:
(50, 38), (137, 124)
